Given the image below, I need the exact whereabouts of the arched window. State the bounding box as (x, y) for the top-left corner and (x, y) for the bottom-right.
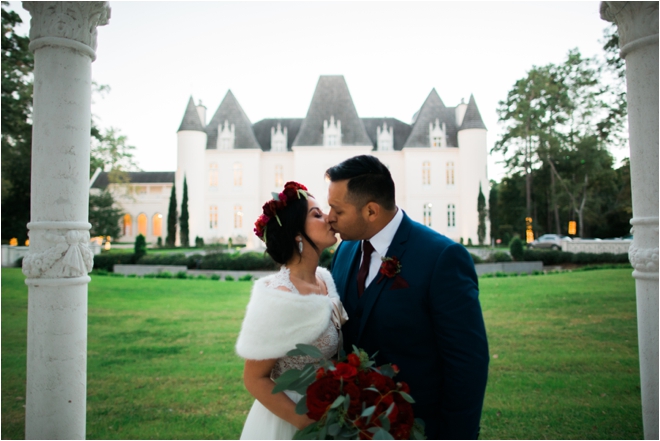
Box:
(234, 205), (243, 228)
(423, 203), (432, 227)
(446, 161), (455, 185)
(137, 213), (148, 236)
(210, 205), (218, 229)
(233, 163), (242, 187)
(152, 213), (163, 237)
(122, 214), (132, 237)
(275, 165), (284, 187)
(447, 204), (456, 228)
(422, 161), (431, 185)
(209, 163), (218, 187)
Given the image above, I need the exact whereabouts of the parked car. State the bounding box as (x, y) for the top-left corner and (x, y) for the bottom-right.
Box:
(528, 234), (572, 250)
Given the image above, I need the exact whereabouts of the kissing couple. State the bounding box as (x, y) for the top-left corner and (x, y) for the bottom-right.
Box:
(236, 155), (489, 440)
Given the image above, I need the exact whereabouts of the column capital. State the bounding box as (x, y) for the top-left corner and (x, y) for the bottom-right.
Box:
(600, 2), (659, 54)
(22, 1), (110, 56)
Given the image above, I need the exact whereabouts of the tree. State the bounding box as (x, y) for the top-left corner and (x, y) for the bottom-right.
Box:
(488, 181), (499, 245)
(88, 191), (122, 238)
(1, 2), (33, 242)
(90, 126), (138, 181)
(166, 183), (177, 247)
(133, 234), (147, 263)
(180, 176), (189, 247)
(477, 183), (487, 246)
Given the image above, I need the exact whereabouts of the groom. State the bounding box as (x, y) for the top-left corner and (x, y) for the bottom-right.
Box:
(326, 155), (489, 440)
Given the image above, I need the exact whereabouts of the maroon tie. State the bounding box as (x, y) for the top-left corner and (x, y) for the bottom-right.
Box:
(357, 240), (374, 297)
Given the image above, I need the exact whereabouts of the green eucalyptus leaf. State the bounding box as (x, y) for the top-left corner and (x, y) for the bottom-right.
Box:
(330, 395), (345, 409)
(378, 364), (396, 378)
(343, 393), (350, 411)
(378, 415), (391, 432)
(328, 423), (341, 436)
(271, 368), (302, 394)
(385, 402), (395, 418)
(398, 391), (415, 403)
(373, 427), (395, 440)
(275, 214), (282, 226)
(286, 344), (323, 359)
(364, 387), (380, 393)
(367, 427), (380, 434)
(361, 405), (376, 417)
(293, 422), (320, 440)
(318, 425), (327, 440)
(271, 192), (280, 200)
(295, 396), (308, 415)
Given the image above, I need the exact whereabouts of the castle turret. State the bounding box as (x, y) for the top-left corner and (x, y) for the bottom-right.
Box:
(457, 94), (488, 244)
(176, 96), (207, 245)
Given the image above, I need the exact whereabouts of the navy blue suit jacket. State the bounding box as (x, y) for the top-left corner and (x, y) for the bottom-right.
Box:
(331, 212), (489, 440)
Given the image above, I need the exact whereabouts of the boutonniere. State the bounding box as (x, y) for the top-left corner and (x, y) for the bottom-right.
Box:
(377, 256), (409, 289)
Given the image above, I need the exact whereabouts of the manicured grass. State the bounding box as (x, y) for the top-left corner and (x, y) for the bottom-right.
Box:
(1, 268), (642, 439)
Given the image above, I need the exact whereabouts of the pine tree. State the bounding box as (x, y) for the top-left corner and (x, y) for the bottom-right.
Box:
(180, 176), (190, 247)
(166, 182), (177, 247)
(477, 183), (487, 246)
(488, 181), (499, 245)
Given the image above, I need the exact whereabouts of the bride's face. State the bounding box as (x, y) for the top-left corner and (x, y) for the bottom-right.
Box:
(303, 197), (337, 251)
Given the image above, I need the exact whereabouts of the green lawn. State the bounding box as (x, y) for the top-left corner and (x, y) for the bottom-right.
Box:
(1, 268), (642, 439)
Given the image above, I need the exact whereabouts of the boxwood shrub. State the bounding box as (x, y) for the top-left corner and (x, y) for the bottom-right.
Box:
(523, 249), (629, 265)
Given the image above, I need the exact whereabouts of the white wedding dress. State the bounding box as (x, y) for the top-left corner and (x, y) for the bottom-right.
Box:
(239, 267), (345, 440)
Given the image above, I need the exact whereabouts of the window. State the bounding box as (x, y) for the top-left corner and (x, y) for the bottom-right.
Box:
(209, 163), (218, 187)
(446, 162), (455, 185)
(422, 161), (431, 185)
(137, 213), (148, 236)
(432, 136), (443, 147)
(218, 120), (235, 150)
(233, 163), (242, 187)
(209, 206), (218, 229)
(327, 134), (337, 146)
(423, 203), (432, 227)
(122, 214), (132, 237)
(323, 115), (341, 147)
(150, 186), (162, 195)
(275, 165), (284, 187)
(447, 204), (456, 228)
(234, 205), (243, 228)
(152, 213), (163, 237)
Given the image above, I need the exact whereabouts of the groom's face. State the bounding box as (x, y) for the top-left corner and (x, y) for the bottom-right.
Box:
(327, 180), (369, 241)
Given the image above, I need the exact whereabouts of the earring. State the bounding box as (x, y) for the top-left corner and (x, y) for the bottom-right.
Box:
(297, 237), (303, 254)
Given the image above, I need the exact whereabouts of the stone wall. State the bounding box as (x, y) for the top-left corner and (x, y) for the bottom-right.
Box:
(563, 239), (631, 254)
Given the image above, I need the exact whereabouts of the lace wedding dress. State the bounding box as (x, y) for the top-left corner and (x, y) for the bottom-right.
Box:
(239, 267), (344, 440)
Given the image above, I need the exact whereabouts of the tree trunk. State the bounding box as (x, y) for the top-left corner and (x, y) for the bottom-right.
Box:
(550, 168), (561, 234)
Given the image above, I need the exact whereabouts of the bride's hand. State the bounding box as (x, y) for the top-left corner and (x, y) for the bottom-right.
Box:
(295, 414), (315, 430)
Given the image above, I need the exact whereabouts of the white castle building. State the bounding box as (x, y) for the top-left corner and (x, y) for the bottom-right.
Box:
(92, 75), (488, 248)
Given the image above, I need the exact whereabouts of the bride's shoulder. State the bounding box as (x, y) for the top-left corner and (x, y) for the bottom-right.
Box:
(260, 266), (296, 293)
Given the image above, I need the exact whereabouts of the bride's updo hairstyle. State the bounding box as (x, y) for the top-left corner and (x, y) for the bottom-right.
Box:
(254, 182), (319, 265)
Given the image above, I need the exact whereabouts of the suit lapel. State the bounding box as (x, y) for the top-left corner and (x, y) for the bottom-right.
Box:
(356, 213), (413, 343)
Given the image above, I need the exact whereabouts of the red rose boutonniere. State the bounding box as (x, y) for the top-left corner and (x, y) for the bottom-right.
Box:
(378, 256), (410, 289)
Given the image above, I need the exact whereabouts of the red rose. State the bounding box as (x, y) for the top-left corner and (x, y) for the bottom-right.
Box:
(306, 376), (341, 420)
(392, 422), (412, 440)
(342, 381), (362, 418)
(367, 370), (395, 393)
(379, 257), (401, 278)
(347, 353), (361, 367)
(278, 191), (288, 204)
(391, 364), (400, 374)
(315, 367), (326, 379)
(331, 362), (358, 381)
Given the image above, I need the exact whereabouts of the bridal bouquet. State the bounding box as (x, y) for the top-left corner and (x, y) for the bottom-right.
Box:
(272, 345), (425, 440)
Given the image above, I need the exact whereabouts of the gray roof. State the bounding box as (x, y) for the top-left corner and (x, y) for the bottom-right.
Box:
(458, 94), (487, 131)
(91, 172), (175, 189)
(177, 96), (205, 132)
(361, 118), (412, 151)
(205, 90), (261, 150)
(252, 118), (303, 151)
(403, 89), (459, 148)
(293, 76), (372, 147)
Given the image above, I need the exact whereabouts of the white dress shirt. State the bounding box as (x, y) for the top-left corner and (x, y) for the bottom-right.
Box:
(360, 207), (404, 289)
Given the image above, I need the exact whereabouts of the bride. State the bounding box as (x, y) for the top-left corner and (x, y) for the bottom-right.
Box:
(235, 182), (348, 440)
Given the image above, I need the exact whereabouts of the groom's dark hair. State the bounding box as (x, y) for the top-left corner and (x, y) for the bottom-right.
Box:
(325, 155), (396, 210)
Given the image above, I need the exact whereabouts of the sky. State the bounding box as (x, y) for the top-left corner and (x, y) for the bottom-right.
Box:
(9, 1), (624, 182)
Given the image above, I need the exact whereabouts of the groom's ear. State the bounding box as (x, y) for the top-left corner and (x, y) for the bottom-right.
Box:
(363, 202), (381, 222)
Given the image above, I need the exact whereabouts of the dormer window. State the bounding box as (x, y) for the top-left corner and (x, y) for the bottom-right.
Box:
(218, 120), (235, 150)
(323, 115), (341, 147)
(377, 122), (394, 151)
(271, 123), (288, 152)
(429, 118), (447, 148)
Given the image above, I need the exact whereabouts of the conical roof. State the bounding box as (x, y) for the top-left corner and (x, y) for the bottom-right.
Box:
(205, 90), (261, 150)
(458, 94), (487, 131)
(293, 76), (372, 147)
(403, 89), (459, 147)
(177, 96), (204, 132)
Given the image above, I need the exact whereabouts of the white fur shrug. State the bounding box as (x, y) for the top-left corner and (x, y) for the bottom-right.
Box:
(235, 267), (341, 360)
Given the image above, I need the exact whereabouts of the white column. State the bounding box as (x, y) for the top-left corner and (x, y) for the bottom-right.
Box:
(601, 3), (659, 439)
(21, 2), (110, 439)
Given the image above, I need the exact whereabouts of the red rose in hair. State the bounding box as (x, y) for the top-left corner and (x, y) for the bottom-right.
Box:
(347, 353), (361, 367)
(331, 362), (358, 381)
(306, 376), (341, 420)
(284, 181), (308, 191)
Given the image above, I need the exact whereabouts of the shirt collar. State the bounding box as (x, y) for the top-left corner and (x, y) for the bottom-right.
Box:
(366, 207), (404, 257)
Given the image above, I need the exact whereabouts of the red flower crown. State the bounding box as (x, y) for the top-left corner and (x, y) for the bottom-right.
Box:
(254, 181), (309, 243)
